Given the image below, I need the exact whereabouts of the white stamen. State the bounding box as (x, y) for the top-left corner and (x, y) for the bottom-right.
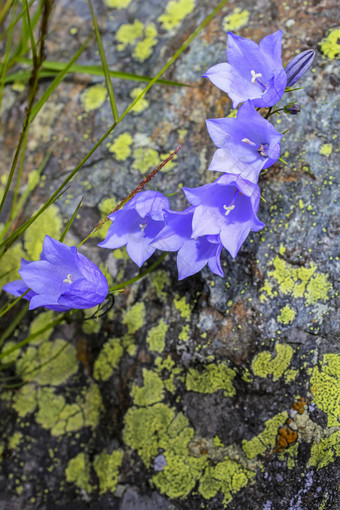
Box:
(251, 69), (262, 84)
(223, 204), (235, 216)
(63, 273), (73, 284)
(139, 223), (147, 232)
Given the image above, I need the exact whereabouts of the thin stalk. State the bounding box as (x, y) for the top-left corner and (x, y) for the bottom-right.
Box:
(59, 196), (84, 242)
(0, 0), (35, 44)
(0, 303), (29, 348)
(87, 0), (118, 121)
(10, 125), (29, 220)
(23, 0), (38, 64)
(0, 0), (13, 24)
(0, 0), (18, 109)
(109, 253), (167, 293)
(0, 292), (29, 320)
(0, 0), (228, 250)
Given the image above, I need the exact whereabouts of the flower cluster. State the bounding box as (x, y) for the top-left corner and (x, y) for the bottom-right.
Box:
(3, 31), (314, 309)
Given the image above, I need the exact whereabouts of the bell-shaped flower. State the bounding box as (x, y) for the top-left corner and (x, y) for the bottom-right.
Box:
(151, 207), (223, 280)
(98, 190), (170, 267)
(285, 49), (315, 87)
(203, 31), (287, 108)
(183, 175), (264, 258)
(3, 236), (109, 311)
(206, 100), (282, 183)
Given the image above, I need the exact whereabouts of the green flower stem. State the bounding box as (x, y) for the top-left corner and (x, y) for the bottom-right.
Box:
(109, 253), (168, 293)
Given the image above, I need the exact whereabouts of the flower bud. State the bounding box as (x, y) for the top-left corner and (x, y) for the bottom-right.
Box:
(284, 104), (301, 115)
(285, 50), (315, 87)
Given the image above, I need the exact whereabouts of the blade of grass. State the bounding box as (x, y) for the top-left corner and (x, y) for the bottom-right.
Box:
(0, 303), (29, 349)
(15, 57), (189, 87)
(87, 0), (118, 121)
(4, 69), (63, 83)
(0, 0), (35, 44)
(0, 0), (228, 251)
(59, 196), (84, 242)
(23, 0), (38, 64)
(29, 34), (93, 122)
(10, 0), (45, 65)
(0, 0), (18, 109)
(109, 253), (167, 293)
(0, 0), (14, 24)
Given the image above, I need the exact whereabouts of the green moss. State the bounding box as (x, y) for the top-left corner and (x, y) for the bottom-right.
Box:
(130, 87), (149, 114)
(186, 362), (236, 396)
(242, 412), (288, 459)
(319, 143), (333, 156)
(24, 204), (62, 260)
(251, 343), (294, 381)
(8, 432), (22, 449)
(199, 458), (255, 505)
(320, 28), (340, 59)
(109, 132), (133, 161)
(146, 319), (168, 353)
(116, 20), (144, 51)
(158, 0), (196, 31)
(81, 84), (107, 112)
(308, 431), (340, 469)
(131, 369), (164, 406)
(132, 147), (159, 174)
(174, 296), (191, 321)
(133, 23), (158, 62)
(222, 8), (250, 31)
(305, 273), (332, 305)
(0, 242), (25, 287)
(94, 338), (123, 381)
(310, 353), (340, 427)
(104, 0), (132, 7)
(123, 302), (145, 334)
(93, 449), (124, 494)
(277, 305), (296, 325)
(65, 453), (91, 491)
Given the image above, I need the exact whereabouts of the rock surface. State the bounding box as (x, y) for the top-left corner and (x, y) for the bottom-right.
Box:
(0, 0), (339, 509)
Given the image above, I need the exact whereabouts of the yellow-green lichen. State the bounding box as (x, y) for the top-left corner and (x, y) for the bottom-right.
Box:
(13, 383), (37, 417)
(104, 0), (131, 8)
(24, 204), (62, 260)
(8, 432), (22, 450)
(174, 296), (191, 321)
(178, 324), (190, 342)
(29, 311), (55, 344)
(93, 449), (124, 494)
(123, 302), (145, 334)
(308, 430), (340, 469)
(242, 412), (288, 459)
(186, 362), (236, 396)
(93, 338), (123, 381)
(251, 343), (294, 381)
(277, 305), (296, 325)
(132, 147), (159, 174)
(81, 84), (107, 112)
(320, 28), (340, 59)
(319, 143), (333, 156)
(146, 319), (168, 353)
(305, 273), (332, 305)
(199, 458), (255, 505)
(151, 270), (170, 300)
(310, 353), (340, 427)
(222, 8), (250, 31)
(116, 20), (144, 51)
(158, 0), (196, 31)
(0, 242), (26, 287)
(130, 87), (149, 114)
(133, 23), (158, 62)
(131, 369), (164, 406)
(65, 453), (91, 491)
(109, 132), (133, 161)
(155, 356), (183, 393)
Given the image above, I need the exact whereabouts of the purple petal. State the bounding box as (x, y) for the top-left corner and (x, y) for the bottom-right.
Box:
(29, 294), (70, 311)
(208, 148), (262, 183)
(2, 279), (36, 301)
(19, 260), (64, 296)
(59, 279), (108, 309)
(285, 49), (315, 87)
(176, 240), (209, 280)
(126, 235), (156, 267)
(133, 191), (170, 221)
(151, 209), (193, 252)
(41, 236), (77, 266)
(259, 30), (283, 68)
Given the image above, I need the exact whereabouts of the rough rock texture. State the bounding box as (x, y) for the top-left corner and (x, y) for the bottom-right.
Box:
(0, 0), (339, 509)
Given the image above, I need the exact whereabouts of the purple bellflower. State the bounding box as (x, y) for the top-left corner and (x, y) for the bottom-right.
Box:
(3, 236), (109, 311)
(98, 190), (170, 267)
(183, 174), (264, 258)
(206, 100), (282, 183)
(285, 49), (315, 87)
(203, 31), (287, 108)
(151, 207), (223, 280)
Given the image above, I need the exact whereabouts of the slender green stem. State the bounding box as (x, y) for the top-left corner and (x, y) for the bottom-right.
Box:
(0, 0), (35, 44)
(109, 253), (167, 293)
(10, 124), (29, 220)
(87, 0), (118, 121)
(0, 0), (18, 109)
(0, 0), (14, 24)
(59, 196), (84, 242)
(23, 0), (38, 64)
(0, 303), (29, 348)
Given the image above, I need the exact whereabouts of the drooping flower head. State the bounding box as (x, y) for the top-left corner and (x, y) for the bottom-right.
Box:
(203, 31), (287, 108)
(151, 207), (223, 280)
(206, 100), (282, 183)
(98, 190), (170, 267)
(3, 236), (109, 311)
(285, 49), (315, 87)
(183, 174), (264, 258)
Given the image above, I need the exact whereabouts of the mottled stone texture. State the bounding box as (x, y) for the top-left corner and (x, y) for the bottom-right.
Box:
(0, 0), (339, 509)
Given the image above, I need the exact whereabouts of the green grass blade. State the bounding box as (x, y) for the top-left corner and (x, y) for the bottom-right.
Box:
(59, 196), (84, 242)
(0, 0), (35, 44)
(29, 34), (92, 122)
(109, 253), (167, 293)
(23, 0), (38, 63)
(0, 0), (14, 24)
(87, 0), (118, 121)
(0, 303), (29, 348)
(4, 69), (63, 83)
(0, 0), (18, 109)
(0, 0), (228, 250)
(15, 57), (189, 87)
